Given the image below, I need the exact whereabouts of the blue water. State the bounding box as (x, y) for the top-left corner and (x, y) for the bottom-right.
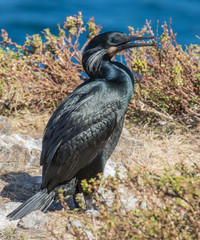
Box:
(0, 0), (200, 46)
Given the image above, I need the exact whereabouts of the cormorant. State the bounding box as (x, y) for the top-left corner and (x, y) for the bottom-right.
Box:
(8, 31), (154, 220)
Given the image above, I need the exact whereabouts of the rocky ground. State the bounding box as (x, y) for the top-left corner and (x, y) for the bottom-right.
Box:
(0, 114), (199, 239)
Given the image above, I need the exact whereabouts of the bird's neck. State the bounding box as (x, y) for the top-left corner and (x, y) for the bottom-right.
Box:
(98, 60), (134, 83)
(98, 60), (134, 102)
(83, 58), (134, 99)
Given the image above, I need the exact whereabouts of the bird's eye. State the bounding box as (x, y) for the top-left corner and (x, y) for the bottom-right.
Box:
(112, 38), (118, 44)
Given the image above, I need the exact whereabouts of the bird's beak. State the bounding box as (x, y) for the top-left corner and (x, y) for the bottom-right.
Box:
(120, 35), (156, 50)
(107, 35), (155, 57)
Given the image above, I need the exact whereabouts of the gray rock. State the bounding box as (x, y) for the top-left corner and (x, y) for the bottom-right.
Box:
(18, 210), (48, 229)
(101, 158), (138, 211)
(66, 220), (95, 240)
(1, 173), (42, 203)
(0, 203), (48, 230)
(98, 186), (138, 212)
(119, 188), (138, 211)
(122, 127), (132, 137)
(0, 202), (21, 230)
(0, 133), (42, 172)
(84, 230), (95, 240)
(85, 209), (100, 217)
(98, 188), (115, 208)
(0, 201), (22, 216)
(103, 158), (127, 179)
(66, 219), (82, 230)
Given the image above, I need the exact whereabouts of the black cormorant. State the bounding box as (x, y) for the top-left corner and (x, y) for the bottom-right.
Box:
(8, 31), (154, 220)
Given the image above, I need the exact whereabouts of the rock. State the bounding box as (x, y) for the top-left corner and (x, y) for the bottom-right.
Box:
(101, 157), (138, 211)
(98, 186), (138, 212)
(66, 219), (82, 230)
(85, 209), (100, 217)
(103, 158), (127, 179)
(122, 127), (132, 137)
(103, 158), (116, 178)
(0, 133), (42, 172)
(0, 125), (138, 233)
(119, 188), (138, 211)
(97, 186), (114, 208)
(0, 203), (48, 230)
(0, 202), (21, 230)
(18, 210), (48, 229)
(0, 201), (22, 216)
(0, 116), (12, 134)
(84, 230), (95, 240)
(66, 220), (95, 240)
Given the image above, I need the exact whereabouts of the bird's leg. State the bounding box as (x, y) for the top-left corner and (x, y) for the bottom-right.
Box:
(83, 193), (99, 211)
(84, 193), (93, 210)
(83, 193), (100, 217)
(71, 184), (82, 209)
(72, 194), (81, 209)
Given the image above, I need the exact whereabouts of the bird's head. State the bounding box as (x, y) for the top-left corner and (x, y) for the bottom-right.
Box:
(82, 31), (155, 79)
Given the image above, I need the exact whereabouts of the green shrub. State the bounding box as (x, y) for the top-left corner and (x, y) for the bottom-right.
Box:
(66, 164), (200, 239)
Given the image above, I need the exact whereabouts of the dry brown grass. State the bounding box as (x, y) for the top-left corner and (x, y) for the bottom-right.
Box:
(9, 110), (50, 134)
(126, 125), (200, 174)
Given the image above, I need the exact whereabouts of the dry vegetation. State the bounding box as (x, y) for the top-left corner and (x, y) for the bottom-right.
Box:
(0, 12), (199, 129)
(126, 21), (200, 129)
(0, 12), (200, 240)
(0, 12), (102, 116)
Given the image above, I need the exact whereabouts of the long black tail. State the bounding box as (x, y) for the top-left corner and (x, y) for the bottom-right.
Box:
(7, 188), (55, 220)
(7, 177), (78, 220)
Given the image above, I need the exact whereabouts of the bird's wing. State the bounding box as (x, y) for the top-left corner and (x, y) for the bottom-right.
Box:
(40, 79), (101, 166)
(40, 80), (123, 190)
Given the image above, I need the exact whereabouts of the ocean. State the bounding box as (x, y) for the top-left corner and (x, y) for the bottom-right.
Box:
(0, 0), (200, 47)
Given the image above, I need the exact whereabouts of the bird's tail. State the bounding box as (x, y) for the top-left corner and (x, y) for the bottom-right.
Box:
(7, 188), (55, 220)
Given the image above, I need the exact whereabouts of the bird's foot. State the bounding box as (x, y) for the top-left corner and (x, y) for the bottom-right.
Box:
(84, 194), (99, 211)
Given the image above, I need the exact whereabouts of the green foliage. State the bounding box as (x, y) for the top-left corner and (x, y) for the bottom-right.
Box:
(69, 164), (200, 239)
(81, 175), (101, 195)
(0, 230), (25, 240)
